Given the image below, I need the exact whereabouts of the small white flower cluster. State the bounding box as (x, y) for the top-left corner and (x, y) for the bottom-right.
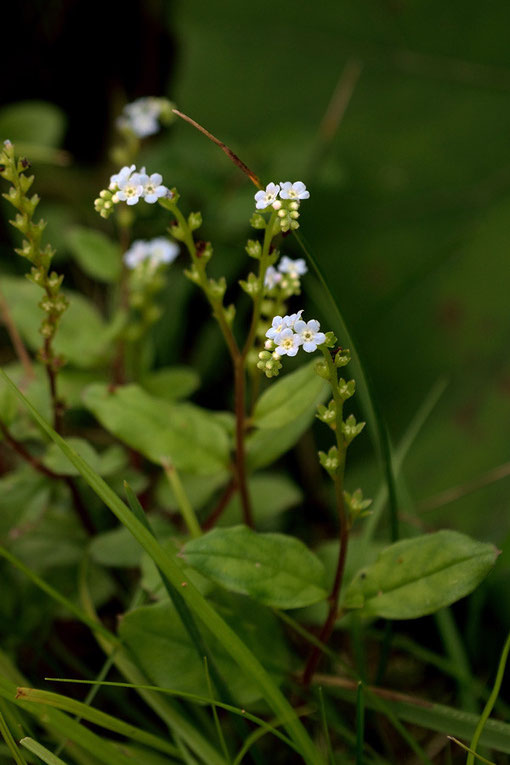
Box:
(264, 256), (307, 290)
(124, 238), (180, 270)
(95, 165), (170, 217)
(254, 181), (310, 232)
(265, 311), (326, 357)
(117, 97), (174, 138)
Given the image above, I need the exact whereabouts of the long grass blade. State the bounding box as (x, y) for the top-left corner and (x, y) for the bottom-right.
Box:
(0, 702), (27, 765)
(0, 368), (323, 765)
(447, 737), (495, 764)
(42, 679), (298, 754)
(20, 737), (69, 765)
(467, 629), (510, 765)
(203, 658), (230, 764)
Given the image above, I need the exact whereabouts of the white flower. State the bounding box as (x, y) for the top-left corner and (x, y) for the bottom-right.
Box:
(122, 97), (162, 137)
(274, 328), (302, 357)
(254, 182), (280, 210)
(109, 164), (136, 190)
(264, 265), (282, 289)
(279, 181), (310, 201)
(138, 167), (168, 203)
(124, 238), (179, 270)
(116, 172), (144, 206)
(284, 310), (304, 329)
(294, 318), (326, 353)
(147, 237), (179, 265)
(124, 240), (149, 269)
(278, 256), (307, 278)
(266, 315), (287, 340)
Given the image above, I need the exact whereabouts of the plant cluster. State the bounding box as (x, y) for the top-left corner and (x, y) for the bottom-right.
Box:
(0, 100), (505, 765)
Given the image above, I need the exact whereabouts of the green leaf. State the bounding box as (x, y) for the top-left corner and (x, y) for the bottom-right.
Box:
(156, 469), (229, 512)
(43, 437), (101, 476)
(82, 383), (230, 474)
(0, 101), (65, 147)
(253, 361), (328, 430)
(119, 593), (290, 705)
(66, 226), (121, 283)
(246, 407), (319, 471)
(90, 517), (171, 568)
(219, 472), (303, 527)
(20, 737), (68, 765)
(0, 467), (51, 537)
(0, 276), (112, 368)
(344, 530), (499, 619)
(183, 525), (328, 609)
(141, 366), (200, 401)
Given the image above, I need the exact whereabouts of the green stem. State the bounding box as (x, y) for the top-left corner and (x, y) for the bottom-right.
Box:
(302, 348), (349, 687)
(241, 212), (277, 360)
(165, 201), (257, 526)
(162, 459), (201, 538)
(467, 629), (510, 765)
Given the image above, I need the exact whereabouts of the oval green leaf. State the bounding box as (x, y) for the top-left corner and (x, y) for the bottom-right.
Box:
(82, 383), (230, 474)
(183, 525), (328, 609)
(343, 530), (499, 619)
(141, 366), (200, 402)
(253, 360), (328, 430)
(66, 226), (121, 283)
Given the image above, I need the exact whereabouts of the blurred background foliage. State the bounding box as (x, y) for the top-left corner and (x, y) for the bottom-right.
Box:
(1, 0), (510, 664)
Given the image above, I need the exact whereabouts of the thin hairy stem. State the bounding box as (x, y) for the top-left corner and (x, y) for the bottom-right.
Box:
(172, 109), (262, 189)
(302, 349), (349, 688)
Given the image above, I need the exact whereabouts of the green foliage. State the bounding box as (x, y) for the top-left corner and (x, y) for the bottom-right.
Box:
(1, 276), (112, 368)
(83, 383), (231, 473)
(183, 525), (328, 608)
(252, 360), (328, 429)
(344, 530), (499, 619)
(0, 101), (66, 148)
(119, 594), (290, 704)
(66, 226), (121, 283)
(141, 365), (200, 401)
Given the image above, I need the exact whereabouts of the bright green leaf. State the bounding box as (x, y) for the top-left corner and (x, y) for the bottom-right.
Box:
(82, 383), (230, 474)
(183, 525), (328, 609)
(66, 226), (121, 283)
(253, 361), (328, 430)
(247, 407), (319, 471)
(141, 366), (200, 401)
(344, 530), (499, 619)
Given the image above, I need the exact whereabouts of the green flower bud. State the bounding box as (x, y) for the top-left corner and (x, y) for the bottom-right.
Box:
(335, 347), (351, 367)
(188, 211), (202, 231)
(344, 488), (373, 525)
(250, 213), (266, 229)
(224, 304), (236, 325)
(338, 378), (356, 400)
(239, 272), (260, 297)
(319, 445), (339, 476)
(245, 239), (262, 259)
(342, 414), (366, 444)
(316, 399), (337, 429)
(315, 358), (330, 380)
(208, 276), (227, 300)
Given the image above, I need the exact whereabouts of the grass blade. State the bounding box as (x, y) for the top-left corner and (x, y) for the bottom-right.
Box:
(448, 737), (495, 764)
(467, 629), (510, 765)
(20, 737), (69, 765)
(0, 702), (27, 765)
(16, 687), (180, 758)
